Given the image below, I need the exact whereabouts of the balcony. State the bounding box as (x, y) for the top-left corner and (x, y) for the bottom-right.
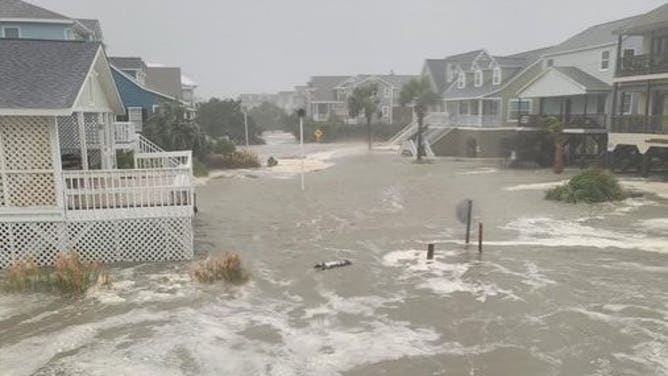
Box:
(450, 114), (501, 128)
(617, 54), (668, 77)
(518, 114), (606, 129)
(611, 115), (668, 134)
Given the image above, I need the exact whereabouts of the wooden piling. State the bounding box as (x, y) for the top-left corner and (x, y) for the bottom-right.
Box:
(427, 243), (435, 260)
(465, 200), (473, 244)
(478, 223), (483, 253)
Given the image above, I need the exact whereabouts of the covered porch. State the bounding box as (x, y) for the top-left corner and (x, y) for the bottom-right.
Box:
(445, 98), (502, 128)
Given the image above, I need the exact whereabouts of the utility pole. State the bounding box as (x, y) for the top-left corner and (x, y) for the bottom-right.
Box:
(297, 108), (306, 191)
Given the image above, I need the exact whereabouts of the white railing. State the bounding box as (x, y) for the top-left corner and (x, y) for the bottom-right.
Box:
(449, 114), (501, 128)
(62, 168), (193, 212)
(388, 120), (417, 146)
(137, 134), (166, 154)
(114, 122), (136, 147)
(135, 151), (192, 169)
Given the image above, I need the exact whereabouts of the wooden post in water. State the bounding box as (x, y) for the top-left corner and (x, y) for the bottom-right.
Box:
(465, 200), (473, 244)
(478, 223), (483, 253)
(427, 243), (435, 260)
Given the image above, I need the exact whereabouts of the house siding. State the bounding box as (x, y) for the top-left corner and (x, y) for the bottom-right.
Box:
(499, 61), (544, 127)
(111, 69), (160, 119)
(0, 22), (70, 40)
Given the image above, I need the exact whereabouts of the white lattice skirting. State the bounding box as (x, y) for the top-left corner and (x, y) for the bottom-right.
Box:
(0, 216), (193, 268)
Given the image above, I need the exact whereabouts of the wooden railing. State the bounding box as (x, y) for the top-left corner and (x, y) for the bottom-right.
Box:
(135, 151), (192, 169)
(518, 114), (606, 129)
(62, 167), (193, 212)
(617, 54), (668, 77)
(611, 115), (668, 134)
(449, 114), (501, 127)
(113, 121), (136, 147)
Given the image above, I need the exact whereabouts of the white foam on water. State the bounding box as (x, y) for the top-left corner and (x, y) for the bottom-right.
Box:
(379, 185), (404, 212)
(0, 294), (56, 321)
(496, 217), (668, 254)
(637, 218), (668, 233)
(459, 167), (499, 175)
(503, 180), (569, 191)
(382, 250), (518, 301)
(302, 288), (403, 320)
(613, 341), (668, 375)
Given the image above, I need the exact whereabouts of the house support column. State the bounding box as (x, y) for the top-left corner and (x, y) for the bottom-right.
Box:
(479, 99), (483, 127)
(645, 80), (651, 129)
(77, 112), (89, 170)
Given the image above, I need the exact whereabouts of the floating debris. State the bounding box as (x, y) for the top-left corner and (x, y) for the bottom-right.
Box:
(314, 260), (352, 271)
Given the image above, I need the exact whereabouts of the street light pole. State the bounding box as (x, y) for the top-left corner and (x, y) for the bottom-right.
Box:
(297, 109), (306, 191)
(243, 108), (250, 152)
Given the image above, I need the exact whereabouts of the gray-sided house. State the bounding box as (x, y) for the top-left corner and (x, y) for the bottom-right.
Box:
(610, 3), (668, 175)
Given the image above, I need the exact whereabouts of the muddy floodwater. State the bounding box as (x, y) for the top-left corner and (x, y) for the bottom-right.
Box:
(1, 134), (667, 375)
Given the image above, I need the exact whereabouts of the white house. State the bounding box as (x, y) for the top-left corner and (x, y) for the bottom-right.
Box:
(0, 39), (195, 267)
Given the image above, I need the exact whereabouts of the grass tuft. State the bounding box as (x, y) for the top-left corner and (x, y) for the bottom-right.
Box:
(191, 253), (249, 284)
(3, 252), (111, 295)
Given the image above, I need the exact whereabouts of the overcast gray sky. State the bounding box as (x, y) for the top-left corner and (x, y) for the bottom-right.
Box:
(32, 0), (667, 99)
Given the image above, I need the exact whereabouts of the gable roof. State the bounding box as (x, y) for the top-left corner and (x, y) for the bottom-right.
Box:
(423, 59), (448, 93)
(111, 65), (178, 102)
(76, 18), (104, 40)
(615, 3), (668, 35)
(308, 76), (348, 102)
(551, 66), (610, 91)
(546, 15), (639, 55)
(109, 56), (147, 71)
(0, 39), (101, 112)
(0, 0), (70, 20)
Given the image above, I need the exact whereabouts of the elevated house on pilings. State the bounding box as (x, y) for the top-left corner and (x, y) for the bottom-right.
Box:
(610, 4), (668, 176)
(514, 14), (646, 167)
(0, 39), (195, 267)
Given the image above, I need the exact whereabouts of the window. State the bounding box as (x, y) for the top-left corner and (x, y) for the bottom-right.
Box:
(2, 26), (20, 39)
(508, 99), (532, 121)
(485, 100), (499, 116)
(492, 67), (501, 85)
(546, 59), (554, 67)
(459, 101), (469, 115)
(474, 70), (483, 87)
(600, 50), (610, 70)
(621, 93), (632, 114)
(470, 100), (479, 115)
(623, 49), (635, 58)
(381, 105), (389, 116)
(457, 72), (466, 89)
(384, 87), (391, 98)
(446, 64), (454, 82)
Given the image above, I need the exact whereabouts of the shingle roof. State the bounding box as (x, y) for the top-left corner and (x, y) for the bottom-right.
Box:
(424, 59), (448, 93)
(76, 18), (103, 40)
(308, 76), (348, 101)
(109, 56), (146, 70)
(0, 0), (70, 20)
(552, 66), (610, 91)
(442, 71), (501, 99)
(547, 15), (639, 55)
(0, 39), (100, 110)
(615, 3), (668, 35)
(447, 49), (484, 63)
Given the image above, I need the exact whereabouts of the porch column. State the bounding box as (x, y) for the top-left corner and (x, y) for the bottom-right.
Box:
(615, 35), (623, 76)
(583, 94), (588, 117)
(77, 112), (89, 170)
(645, 80), (651, 129)
(479, 99), (483, 127)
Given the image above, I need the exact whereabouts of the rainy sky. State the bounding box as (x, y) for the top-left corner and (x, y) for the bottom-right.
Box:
(32, 0), (667, 99)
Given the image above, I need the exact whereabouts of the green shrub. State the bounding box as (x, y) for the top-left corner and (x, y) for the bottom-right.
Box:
(192, 158), (209, 177)
(212, 138), (237, 155)
(545, 168), (626, 204)
(207, 151), (260, 169)
(191, 253), (248, 284)
(116, 150), (135, 169)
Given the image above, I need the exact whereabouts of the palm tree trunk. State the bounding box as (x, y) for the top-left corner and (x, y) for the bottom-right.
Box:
(416, 114), (424, 161)
(553, 141), (564, 174)
(366, 117), (372, 151)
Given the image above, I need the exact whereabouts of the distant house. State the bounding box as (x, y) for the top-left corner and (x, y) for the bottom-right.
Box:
(240, 93), (279, 110)
(306, 74), (417, 124)
(0, 0), (102, 41)
(110, 57), (149, 85)
(146, 64), (184, 100)
(0, 39), (195, 267)
(610, 3), (668, 175)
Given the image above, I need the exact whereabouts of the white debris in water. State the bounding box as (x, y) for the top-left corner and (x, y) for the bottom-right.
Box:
(503, 180), (569, 191)
(459, 167), (499, 175)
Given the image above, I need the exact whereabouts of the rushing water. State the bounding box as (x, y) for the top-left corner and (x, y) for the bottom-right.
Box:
(1, 133), (667, 375)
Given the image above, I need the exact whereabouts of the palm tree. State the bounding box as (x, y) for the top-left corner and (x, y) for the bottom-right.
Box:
(399, 77), (441, 161)
(547, 117), (566, 173)
(347, 83), (380, 151)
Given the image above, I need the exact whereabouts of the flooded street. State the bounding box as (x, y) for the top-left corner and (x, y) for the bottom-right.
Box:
(1, 135), (667, 375)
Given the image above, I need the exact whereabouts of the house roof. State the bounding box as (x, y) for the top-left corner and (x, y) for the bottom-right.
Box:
(552, 66), (610, 91)
(109, 57), (147, 71)
(76, 18), (103, 40)
(0, 0), (70, 20)
(442, 71), (506, 99)
(498, 45), (555, 66)
(424, 59), (448, 93)
(0, 39), (101, 110)
(308, 76), (348, 102)
(546, 15), (639, 55)
(447, 49), (485, 63)
(615, 3), (668, 35)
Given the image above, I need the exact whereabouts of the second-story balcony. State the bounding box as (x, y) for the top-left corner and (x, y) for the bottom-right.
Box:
(611, 115), (668, 134)
(518, 114), (607, 130)
(617, 54), (668, 77)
